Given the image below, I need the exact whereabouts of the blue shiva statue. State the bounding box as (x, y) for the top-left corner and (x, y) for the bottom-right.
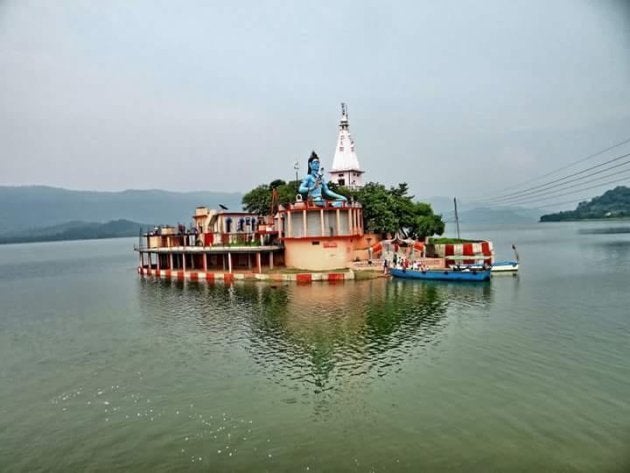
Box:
(298, 152), (348, 206)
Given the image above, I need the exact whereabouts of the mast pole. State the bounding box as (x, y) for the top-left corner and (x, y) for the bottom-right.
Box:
(454, 197), (461, 240)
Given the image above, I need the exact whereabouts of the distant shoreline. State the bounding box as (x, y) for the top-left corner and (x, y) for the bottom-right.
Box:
(539, 217), (630, 223)
(0, 234), (138, 245)
(0, 218), (147, 245)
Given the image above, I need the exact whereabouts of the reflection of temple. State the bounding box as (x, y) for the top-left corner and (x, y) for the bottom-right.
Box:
(137, 278), (493, 393)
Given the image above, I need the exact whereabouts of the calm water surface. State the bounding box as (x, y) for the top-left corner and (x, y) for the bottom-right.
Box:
(0, 222), (629, 472)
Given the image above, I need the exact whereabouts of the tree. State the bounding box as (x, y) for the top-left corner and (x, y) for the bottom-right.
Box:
(242, 184), (272, 215)
(242, 180), (301, 215)
(242, 178), (444, 239)
(341, 182), (444, 239)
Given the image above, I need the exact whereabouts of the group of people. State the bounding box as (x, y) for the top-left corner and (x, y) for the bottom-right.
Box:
(382, 254), (430, 274)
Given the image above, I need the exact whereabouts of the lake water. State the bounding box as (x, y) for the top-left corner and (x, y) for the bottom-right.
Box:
(0, 221), (629, 472)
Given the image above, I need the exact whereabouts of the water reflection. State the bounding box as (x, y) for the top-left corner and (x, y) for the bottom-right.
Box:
(137, 279), (493, 392)
(578, 226), (630, 235)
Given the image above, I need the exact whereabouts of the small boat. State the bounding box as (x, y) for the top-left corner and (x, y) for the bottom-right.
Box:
(390, 267), (491, 282)
(491, 260), (519, 272)
(492, 244), (520, 273)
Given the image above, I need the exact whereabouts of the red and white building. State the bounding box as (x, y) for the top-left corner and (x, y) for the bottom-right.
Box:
(135, 199), (364, 279)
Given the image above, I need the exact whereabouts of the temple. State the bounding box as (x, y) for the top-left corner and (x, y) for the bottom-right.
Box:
(135, 105), (368, 280)
(134, 104), (493, 283)
(328, 103), (365, 189)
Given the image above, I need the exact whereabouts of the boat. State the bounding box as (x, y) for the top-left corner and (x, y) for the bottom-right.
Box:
(450, 261), (519, 273)
(492, 244), (520, 273)
(491, 260), (519, 272)
(389, 267), (491, 282)
(448, 244), (519, 273)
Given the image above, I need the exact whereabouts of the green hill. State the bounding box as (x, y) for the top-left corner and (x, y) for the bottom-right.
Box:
(0, 219), (149, 244)
(540, 186), (630, 222)
(0, 186), (242, 234)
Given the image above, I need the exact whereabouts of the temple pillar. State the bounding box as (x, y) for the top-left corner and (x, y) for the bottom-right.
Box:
(347, 209), (352, 235)
(336, 209), (341, 236)
(287, 212), (292, 237)
(320, 208), (325, 235)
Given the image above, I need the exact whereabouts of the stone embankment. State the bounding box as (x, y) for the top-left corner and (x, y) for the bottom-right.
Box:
(138, 267), (356, 283)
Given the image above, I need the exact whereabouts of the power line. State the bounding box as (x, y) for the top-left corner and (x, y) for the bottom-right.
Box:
(478, 135), (630, 198)
(488, 162), (630, 205)
(481, 151), (630, 204)
(492, 175), (629, 206)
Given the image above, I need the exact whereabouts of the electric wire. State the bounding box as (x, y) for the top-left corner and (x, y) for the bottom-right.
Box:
(478, 135), (630, 198)
(490, 175), (630, 206)
(479, 151), (630, 204)
(486, 161), (630, 205)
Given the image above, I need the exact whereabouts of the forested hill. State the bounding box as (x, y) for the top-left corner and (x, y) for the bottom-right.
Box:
(0, 219), (147, 244)
(0, 186), (242, 234)
(540, 186), (630, 222)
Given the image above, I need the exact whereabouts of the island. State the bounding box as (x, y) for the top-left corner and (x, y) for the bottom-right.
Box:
(540, 186), (630, 222)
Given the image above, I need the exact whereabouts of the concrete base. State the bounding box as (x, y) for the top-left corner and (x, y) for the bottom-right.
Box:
(138, 267), (354, 283)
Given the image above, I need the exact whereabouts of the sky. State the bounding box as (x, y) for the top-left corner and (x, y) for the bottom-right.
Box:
(1, 0), (629, 208)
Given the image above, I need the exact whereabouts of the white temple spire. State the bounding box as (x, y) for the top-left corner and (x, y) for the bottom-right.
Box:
(329, 103), (364, 189)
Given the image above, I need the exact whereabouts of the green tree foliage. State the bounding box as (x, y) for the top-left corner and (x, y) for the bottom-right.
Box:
(242, 179), (444, 239)
(242, 184), (272, 215)
(277, 180), (300, 207)
(340, 182), (444, 239)
(242, 180), (300, 215)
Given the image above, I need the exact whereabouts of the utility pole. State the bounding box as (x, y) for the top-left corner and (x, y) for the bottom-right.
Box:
(293, 161), (299, 182)
(453, 197), (461, 240)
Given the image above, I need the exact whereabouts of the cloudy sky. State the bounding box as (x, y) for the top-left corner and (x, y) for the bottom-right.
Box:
(1, 0), (629, 207)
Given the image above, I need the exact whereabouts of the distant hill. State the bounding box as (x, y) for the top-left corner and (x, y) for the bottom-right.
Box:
(540, 186), (630, 222)
(424, 196), (541, 224)
(0, 186), (243, 235)
(0, 219), (148, 244)
(455, 206), (541, 224)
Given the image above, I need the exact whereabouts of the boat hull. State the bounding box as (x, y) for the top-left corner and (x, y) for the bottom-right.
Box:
(389, 268), (491, 282)
(491, 261), (519, 272)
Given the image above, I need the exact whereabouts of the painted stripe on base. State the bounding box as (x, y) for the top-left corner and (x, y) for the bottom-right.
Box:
(137, 268), (354, 283)
(296, 273), (312, 284)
